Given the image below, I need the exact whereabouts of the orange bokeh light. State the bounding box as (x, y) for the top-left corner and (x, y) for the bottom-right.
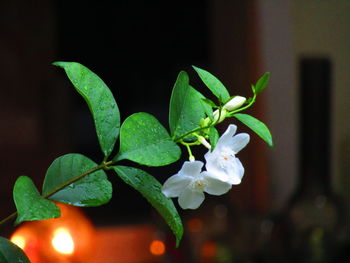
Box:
(11, 235), (26, 250)
(149, 240), (166, 256)
(201, 240), (218, 260)
(187, 218), (203, 233)
(51, 227), (75, 255)
(10, 202), (95, 263)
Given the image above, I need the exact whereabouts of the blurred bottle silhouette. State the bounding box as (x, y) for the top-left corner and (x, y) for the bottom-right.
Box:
(262, 58), (350, 263)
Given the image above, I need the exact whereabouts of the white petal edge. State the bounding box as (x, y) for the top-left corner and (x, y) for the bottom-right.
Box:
(204, 150), (215, 164)
(162, 174), (192, 198)
(203, 172), (232, 195)
(226, 158), (244, 185)
(178, 189), (205, 209)
(215, 124), (237, 150)
(234, 157), (245, 181)
(229, 133), (250, 154)
(205, 163), (231, 182)
(180, 160), (204, 177)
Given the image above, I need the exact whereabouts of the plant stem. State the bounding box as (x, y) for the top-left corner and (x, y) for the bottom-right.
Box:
(0, 212), (17, 228)
(174, 120), (217, 143)
(174, 106), (229, 143)
(227, 93), (256, 116)
(180, 141), (195, 161)
(42, 164), (105, 198)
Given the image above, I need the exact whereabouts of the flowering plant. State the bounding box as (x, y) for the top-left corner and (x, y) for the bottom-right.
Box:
(0, 62), (272, 261)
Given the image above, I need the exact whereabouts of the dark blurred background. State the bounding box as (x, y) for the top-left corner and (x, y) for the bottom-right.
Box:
(1, 0), (350, 262)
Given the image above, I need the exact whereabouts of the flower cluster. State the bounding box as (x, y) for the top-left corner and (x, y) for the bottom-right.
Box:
(162, 124), (250, 209)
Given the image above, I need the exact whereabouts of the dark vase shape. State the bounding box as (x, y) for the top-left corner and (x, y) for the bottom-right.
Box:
(259, 58), (349, 263)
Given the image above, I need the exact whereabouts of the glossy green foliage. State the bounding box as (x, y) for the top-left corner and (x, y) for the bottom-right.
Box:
(13, 176), (60, 225)
(169, 71), (210, 140)
(233, 113), (273, 147)
(0, 237), (30, 263)
(209, 126), (219, 151)
(192, 66), (230, 103)
(42, 154), (112, 207)
(115, 112), (181, 166)
(253, 72), (270, 95)
(0, 63), (274, 255)
(53, 61), (120, 157)
(200, 98), (217, 121)
(113, 166), (183, 246)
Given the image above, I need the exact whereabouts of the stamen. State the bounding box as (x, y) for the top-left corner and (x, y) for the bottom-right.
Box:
(193, 179), (207, 190)
(195, 181), (204, 188)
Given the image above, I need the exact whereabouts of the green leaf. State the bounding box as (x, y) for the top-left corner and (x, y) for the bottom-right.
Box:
(253, 72), (270, 95)
(169, 71), (209, 140)
(209, 126), (219, 151)
(0, 237), (30, 263)
(42, 153), (112, 207)
(233, 113), (273, 147)
(192, 66), (230, 103)
(114, 112), (181, 166)
(200, 97), (214, 121)
(53, 61), (120, 157)
(201, 98), (219, 109)
(13, 176), (60, 225)
(113, 166), (183, 247)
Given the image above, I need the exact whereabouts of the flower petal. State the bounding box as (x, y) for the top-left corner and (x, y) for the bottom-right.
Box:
(220, 157), (245, 185)
(162, 174), (192, 198)
(203, 124), (248, 187)
(204, 150), (216, 166)
(205, 152), (244, 184)
(215, 124), (237, 150)
(180, 160), (204, 177)
(178, 189), (205, 209)
(204, 160), (230, 182)
(228, 133), (250, 154)
(203, 172), (232, 195)
(233, 157), (245, 182)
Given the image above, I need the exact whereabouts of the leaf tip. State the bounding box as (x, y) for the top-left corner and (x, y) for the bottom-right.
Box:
(175, 238), (181, 248)
(175, 227), (183, 248)
(264, 72), (270, 82)
(52, 61), (67, 68)
(268, 138), (274, 148)
(191, 65), (202, 73)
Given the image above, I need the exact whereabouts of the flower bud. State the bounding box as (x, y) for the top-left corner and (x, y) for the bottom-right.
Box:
(200, 117), (211, 128)
(198, 136), (211, 150)
(213, 109), (227, 123)
(223, 96), (246, 111)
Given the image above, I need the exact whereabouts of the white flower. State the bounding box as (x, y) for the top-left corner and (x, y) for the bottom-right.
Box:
(223, 96), (246, 111)
(205, 124), (249, 185)
(162, 161), (232, 209)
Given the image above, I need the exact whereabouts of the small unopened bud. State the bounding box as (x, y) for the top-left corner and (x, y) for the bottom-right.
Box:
(223, 96), (246, 111)
(198, 136), (211, 150)
(213, 109), (227, 124)
(200, 117), (211, 128)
